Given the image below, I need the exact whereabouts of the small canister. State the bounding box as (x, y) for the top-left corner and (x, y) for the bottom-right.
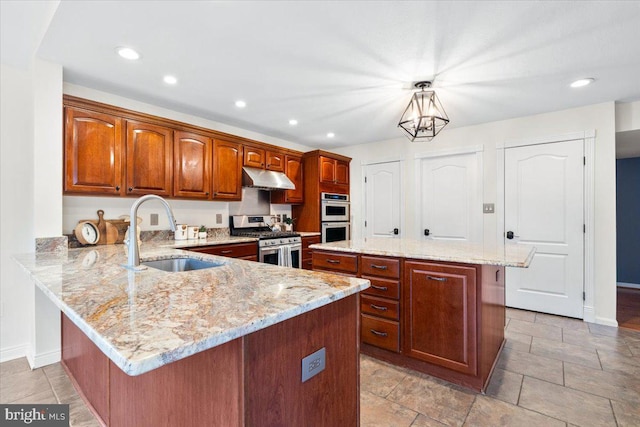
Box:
(174, 224), (188, 240)
(188, 226), (199, 240)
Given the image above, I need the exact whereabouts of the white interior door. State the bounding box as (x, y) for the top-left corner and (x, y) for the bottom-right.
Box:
(505, 139), (584, 318)
(364, 161), (401, 238)
(418, 152), (482, 243)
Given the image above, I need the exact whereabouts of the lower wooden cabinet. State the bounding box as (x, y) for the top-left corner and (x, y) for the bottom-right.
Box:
(361, 314), (399, 352)
(187, 242), (257, 260)
(403, 261), (477, 375)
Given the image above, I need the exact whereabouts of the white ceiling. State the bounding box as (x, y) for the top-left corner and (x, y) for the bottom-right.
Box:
(6, 1), (640, 148)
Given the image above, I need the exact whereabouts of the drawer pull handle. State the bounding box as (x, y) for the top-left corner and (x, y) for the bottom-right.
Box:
(427, 275), (447, 282)
(370, 304), (388, 311)
(326, 259), (340, 264)
(371, 285), (388, 291)
(370, 329), (388, 337)
(220, 250), (233, 254)
(371, 264), (388, 270)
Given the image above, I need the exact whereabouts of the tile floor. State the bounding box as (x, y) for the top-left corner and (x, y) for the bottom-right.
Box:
(1, 308), (639, 426)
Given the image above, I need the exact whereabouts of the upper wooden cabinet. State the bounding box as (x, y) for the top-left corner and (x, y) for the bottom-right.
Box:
(320, 156), (349, 186)
(213, 139), (243, 200)
(244, 146), (286, 172)
(173, 131), (212, 199)
(271, 155), (303, 204)
(64, 107), (124, 195)
(125, 120), (173, 197)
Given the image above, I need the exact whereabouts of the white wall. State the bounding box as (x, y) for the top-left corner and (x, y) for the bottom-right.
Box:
(615, 101), (640, 132)
(335, 102), (618, 325)
(0, 63), (35, 361)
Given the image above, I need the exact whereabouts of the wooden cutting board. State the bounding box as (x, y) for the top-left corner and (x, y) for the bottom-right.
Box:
(84, 210), (119, 245)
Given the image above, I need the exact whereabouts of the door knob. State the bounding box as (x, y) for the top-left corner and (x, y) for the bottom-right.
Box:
(424, 229), (430, 236)
(393, 228), (399, 235)
(506, 231), (514, 239)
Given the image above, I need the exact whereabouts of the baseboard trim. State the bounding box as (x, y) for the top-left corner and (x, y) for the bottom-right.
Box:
(28, 349), (61, 369)
(595, 316), (619, 327)
(583, 305), (595, 323)
(0, 344), (29, 363)
(617, 282), (640, 290)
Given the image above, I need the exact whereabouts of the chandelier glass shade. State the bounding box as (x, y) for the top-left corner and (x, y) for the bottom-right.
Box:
(398, 81), (449, 142)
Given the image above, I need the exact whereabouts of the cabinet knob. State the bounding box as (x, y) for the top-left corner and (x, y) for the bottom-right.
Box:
(115, 186), (120, 191)
(261, 163), (264, 167)
(128, 187), (133, 192)
(206, 192), (209, 196)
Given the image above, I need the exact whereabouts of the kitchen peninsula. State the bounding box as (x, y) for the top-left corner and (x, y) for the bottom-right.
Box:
(311, 238), (535, 392)
(14, 241), (370, 426)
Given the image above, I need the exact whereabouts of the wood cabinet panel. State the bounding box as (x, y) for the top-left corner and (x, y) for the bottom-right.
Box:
(126, 120), (173, 196)
(243, 147), (265, 168)
(319, 156), (336, 183)
(361, 256), (400, 279)
(361, 276), (400, 300)
(64, 107), (123, 195)
(403, 261), (477, 375)
(361, 314), (399, 352)
(312, 251), (358, 274)
(266, 151), (285, 172)
(301, 235), (321, 270)
(213, 139), (243, 200)
(335, 160), (350, 185)
(361, 294), (400, 320)
(187, 242), (257, 259)
(271, 155), (303, 204)
(173, 131), (212, 199)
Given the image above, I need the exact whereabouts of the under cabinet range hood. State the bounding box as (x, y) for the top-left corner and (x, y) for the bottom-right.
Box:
(242, 166), (295, 191)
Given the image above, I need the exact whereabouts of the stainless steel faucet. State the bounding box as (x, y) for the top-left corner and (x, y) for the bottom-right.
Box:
(126, 195), (177, 270)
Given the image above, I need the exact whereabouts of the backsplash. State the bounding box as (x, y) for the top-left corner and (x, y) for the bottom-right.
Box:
(66, 227), (230, 249)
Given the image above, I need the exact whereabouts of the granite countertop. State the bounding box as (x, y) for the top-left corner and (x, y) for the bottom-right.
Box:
(13, 241), (369, 376)
(310, 238), (535, 267)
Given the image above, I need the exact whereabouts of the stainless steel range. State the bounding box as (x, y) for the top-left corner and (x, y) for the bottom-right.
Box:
(230, 215), (301, 268)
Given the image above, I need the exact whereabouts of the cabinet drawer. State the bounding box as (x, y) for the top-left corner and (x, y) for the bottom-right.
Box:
(361, 315), (399, 352)
(188, 242), (257, 258)
(312, 251), (358, 273)
(302, 236), (321, 249)
(360, 295), (399, 321)
(361, 276), (400, 300)
(361, 256), (400, 279)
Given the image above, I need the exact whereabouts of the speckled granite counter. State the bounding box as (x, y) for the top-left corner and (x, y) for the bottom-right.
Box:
(310, 238), (535, 267)
(297, 231), (321, 238)
(13, 242), (369, 376)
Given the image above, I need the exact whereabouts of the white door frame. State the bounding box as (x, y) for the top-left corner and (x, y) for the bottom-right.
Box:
(497, 130), (596, 323)
(361, 157), (404, 238)
(414, 145), (484, 241)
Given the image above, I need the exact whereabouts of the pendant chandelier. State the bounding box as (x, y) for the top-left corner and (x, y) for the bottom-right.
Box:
(398, 81), (449, 142)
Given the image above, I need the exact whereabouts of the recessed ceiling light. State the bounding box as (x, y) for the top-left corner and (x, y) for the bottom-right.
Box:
(116, 47), (140, 60)
(235, 100), (247, 108)
(289, 119), (298, 126)
(327, 132), (335, 138)
(163, 75), (177, 85)
(570, 78), (594, 88)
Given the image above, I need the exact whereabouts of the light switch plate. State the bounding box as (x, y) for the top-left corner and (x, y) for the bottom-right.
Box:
(301, 347), (326, 382)
(216, 214), (223, 224)
(150, 213), (159, 225)
(483, 203), (495, 214)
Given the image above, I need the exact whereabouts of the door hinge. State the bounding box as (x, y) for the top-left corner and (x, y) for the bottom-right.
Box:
(583, 156), (586, 165)
(583, 224), (586, 233)
(583, 291), (586, 301)
(364, 176), (367, 183)
(364, 220), (367, 227)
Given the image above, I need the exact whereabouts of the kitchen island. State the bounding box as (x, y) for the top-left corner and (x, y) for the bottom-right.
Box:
(310, 238), (534, 392)
(14, 241), (369, 426)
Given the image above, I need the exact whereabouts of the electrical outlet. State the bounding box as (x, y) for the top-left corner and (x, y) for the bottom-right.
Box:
(150, 213), (159, 225)
(216, 214), (222, 224)
(483, 203), (495, 214)
(301, 347), (326, 382)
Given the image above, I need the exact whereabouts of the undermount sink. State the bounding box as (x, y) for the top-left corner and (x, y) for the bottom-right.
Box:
(141, 257), (224, 272)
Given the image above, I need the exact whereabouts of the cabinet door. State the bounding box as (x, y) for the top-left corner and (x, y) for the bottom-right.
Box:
(213, 139), (243, 200)
(173, 131), (212, 199)
(64, 107), (123, 195)
(126, 120), (173, 196)
(403, 261), (477, 375)
(272, 155), (304, 204)
(243, 147), (265, 168)
(266, 151), (285, 172)
(319, 156), (336, 183)
(335, 160), (349, 185)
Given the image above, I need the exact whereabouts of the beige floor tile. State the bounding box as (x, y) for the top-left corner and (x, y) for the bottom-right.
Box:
(496, 348), (564, 385)
(0, 357), (31, 378)
(564, 362), (640, 404)
(464, 394), (565, 427)
(519, 376), (616, 426)
(563, 328), (633, 356)
(360, 355), (409, 397)
(611, 399), (640, 427)
(597, 349), (640, 378)
(43, 362), (68, 380)
(506, 308), (536, 322)
(530, 336), (601, 369)
(535, 312), (589, 331)
(48, 371), (80, 403)
(68, 396), (100, 427)
(506, 319), (563, 342)
(0, 367), (49, 403)
(6, 388), (58, 404)
(504, 329), (532, 352)
(485, 368), (522, 405)
(411, 414), (448, 426)
(361, 390), (418, 427)
(387, 374), (476, 427)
